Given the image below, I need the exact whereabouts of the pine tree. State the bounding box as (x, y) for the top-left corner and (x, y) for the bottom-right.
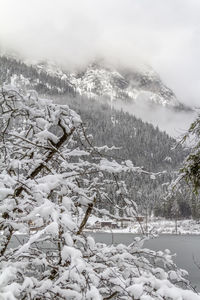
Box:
(179, 115), (200, 194)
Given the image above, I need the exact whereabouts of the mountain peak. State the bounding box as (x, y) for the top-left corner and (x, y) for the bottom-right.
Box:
(70, 62), (180, 107)
(0, 54), (184, 109)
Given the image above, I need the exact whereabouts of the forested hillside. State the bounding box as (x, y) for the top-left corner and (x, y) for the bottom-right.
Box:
(0, 54), (183, 108)
(0, 54), (197, 218)
(0, 55), (75, 95)
(56, 95), (191, 217)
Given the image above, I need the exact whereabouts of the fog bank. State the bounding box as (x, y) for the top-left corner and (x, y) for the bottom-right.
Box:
(0, 0), (200, 107)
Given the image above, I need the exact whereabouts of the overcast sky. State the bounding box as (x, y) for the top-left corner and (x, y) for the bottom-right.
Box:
(0, 0), (200, 107)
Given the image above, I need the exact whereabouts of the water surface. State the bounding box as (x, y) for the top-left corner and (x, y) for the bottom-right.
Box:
(3, 233), (200, 291)
(88, 232), (200, 291)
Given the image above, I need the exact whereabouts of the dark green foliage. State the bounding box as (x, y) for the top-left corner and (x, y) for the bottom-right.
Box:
(180, 151), (200, 194)
(180, 115), (200, 194)
(155, 187), (194, 219)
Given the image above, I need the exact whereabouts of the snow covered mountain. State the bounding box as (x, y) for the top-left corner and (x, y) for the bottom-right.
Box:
(36, 61), (182, 108)
(69, 62), (181, 108)
(0, 55), (185, 109)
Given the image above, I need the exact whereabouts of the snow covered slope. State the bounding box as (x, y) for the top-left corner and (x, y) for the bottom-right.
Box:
(0, 55), (185, 109)
(69, 62), (181, 108)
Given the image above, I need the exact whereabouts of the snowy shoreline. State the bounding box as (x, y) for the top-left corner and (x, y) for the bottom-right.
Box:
(1, 219), (200, 236)
(86, 219), (200, 235)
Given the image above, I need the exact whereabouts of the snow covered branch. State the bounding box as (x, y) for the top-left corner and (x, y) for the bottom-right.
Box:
(0, 88), (199, 299)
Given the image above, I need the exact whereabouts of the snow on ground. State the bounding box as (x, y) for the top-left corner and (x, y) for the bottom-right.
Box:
(87, 217), (200, 235)
(144, 219), (200, 235)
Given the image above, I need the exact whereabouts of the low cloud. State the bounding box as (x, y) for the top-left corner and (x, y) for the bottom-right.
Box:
(0, 0), (200, 107)
(114, 100), (197, 139)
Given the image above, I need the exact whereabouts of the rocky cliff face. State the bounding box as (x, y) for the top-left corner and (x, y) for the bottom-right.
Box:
(0, 55), (183, 109)
(69, 63), (180, 108)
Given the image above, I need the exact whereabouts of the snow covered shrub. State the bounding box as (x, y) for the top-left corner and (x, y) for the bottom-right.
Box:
(0, 87), (199, 299)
